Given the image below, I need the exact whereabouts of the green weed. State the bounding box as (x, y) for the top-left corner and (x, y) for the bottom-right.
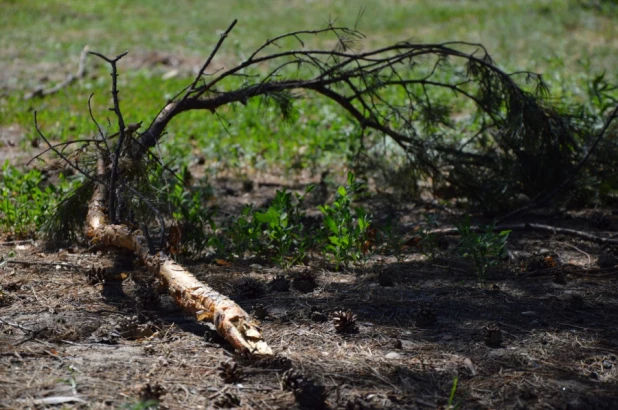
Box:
(418, 214), (442, 261)
(216, 204), (264, 259)
(209, 186), (314, 267)
(0, 162), (80, 238)
(165, 168), (214, 257)
(455, 216), (510, 279)
(447, 376), (461, 409)
(121, 400), (159, 410)
(254, 186), (314, 268)
(319, 172), (372, 269)
(379, 220), (406, 263)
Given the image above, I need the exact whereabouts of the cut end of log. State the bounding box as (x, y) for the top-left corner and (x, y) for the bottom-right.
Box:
(87, 195), (273, 355)
(213, 305), (273, 356)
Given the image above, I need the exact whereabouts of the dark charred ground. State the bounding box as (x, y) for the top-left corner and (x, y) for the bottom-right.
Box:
(1, 178), (618, 410)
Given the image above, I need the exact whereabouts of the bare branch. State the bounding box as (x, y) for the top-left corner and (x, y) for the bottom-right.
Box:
(182, 19), (238, 102)
(24, 45), (90, 100)
(428, 222), (618, 245)
(88, 50), (129, 223)
(498, 104), (618, 223)
(33, 111), (105, 186)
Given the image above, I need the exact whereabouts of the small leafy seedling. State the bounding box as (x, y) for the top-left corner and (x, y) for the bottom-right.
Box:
(418, 213), (441, 260)
(254, 186), (313, 267)
(166, 168), (214, 256)
(319, 172), (372, 269)
(447, 376), (461, 409)
(0, 161), (79, 238)
(379, 220), (406, 263)
(455, 216), (510, 279)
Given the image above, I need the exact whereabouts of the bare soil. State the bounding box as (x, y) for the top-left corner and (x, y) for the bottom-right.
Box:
(1, 179), (618, 410)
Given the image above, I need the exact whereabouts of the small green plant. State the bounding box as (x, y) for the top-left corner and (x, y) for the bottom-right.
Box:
(121, 400), (159, 410)
(0, 161), (79, 238)
(56, 365), (78, 394)
(166, 167), (214, 256)
(319, 172), (371, 269)
(446, 376), (461, 409)
(223, 204), (264, 258)
(254, 186), (313, 267)
(379, 220), (406, 263)
(418, 213), (441, 260)
(455, 216), (510, 279)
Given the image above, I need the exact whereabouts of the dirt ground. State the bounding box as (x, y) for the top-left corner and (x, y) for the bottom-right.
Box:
(1, 178), (618, 410)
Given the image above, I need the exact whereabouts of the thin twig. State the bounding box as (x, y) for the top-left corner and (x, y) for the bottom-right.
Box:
(88, 92), (111, 153)
(88, 50), (129, 224)
(3, 259), (81, 269)
(0, 318), (34, 334)
(27, 138), (101, 166)
(0, 239), (36, 246)
(183, 19), (238, 101)
(33, 112), (106, 186)
(552, 240), (592, 267)
(24, 45), (89, 100)
(427, 223), (618, 245)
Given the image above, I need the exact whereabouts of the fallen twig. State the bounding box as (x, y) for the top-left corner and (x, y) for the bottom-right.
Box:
(24, 45), (90, 100)
(427, 223), (618, 245)
(552, 240), (592, 266)
(0, 240), (36, 246)
(3, 259), (80, 269)
(86, 185), (273, 355)
(0, 318), (34, 334)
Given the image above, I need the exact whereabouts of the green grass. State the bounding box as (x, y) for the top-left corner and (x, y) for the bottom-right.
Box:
(3, 1), (617, 169)
(2, 0), (618, 238)
(2, 1), (617, 72)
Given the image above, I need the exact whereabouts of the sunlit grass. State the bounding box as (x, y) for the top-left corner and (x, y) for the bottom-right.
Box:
(2, 0), (618, 175)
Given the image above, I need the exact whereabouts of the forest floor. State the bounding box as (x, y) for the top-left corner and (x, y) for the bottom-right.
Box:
(1, 177), (618, 410)
(3, 2), (618, 409)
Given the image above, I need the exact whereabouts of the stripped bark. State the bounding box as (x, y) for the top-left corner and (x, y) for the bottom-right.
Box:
(86, 181), (272, 355)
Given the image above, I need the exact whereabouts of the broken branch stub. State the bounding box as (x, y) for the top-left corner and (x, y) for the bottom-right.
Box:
(86, 165), (271, 355)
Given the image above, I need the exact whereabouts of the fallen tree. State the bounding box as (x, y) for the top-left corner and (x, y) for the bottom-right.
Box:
(35, 19), (618, 353)
(84, 161), (272, 355)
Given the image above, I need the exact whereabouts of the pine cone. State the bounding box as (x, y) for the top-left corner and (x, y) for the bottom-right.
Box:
(213, 392), (241, 408)
(246, 354), (292, 370)
(484, 324), (502, 347)
(415, 302), (437, 328)
(283, 369), (327, 409)
(332, 310), (358, 333)
(377, 268), (395, 287)
(132, 382), (165, 403)
(135, 280), (160, 309)
(269, 274), (290, 292)
(292, 270), (318, 293)
(310, 306), (328, 323)
(217, 361), (243, 383)
(234, 277), (265, 299)
(86, 265), (127, 285)
(523, 252), (559, 272)
(251, 303), (269, 320)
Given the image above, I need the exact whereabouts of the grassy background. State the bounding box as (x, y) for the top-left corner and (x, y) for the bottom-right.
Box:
(1, 0), (617, 175)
